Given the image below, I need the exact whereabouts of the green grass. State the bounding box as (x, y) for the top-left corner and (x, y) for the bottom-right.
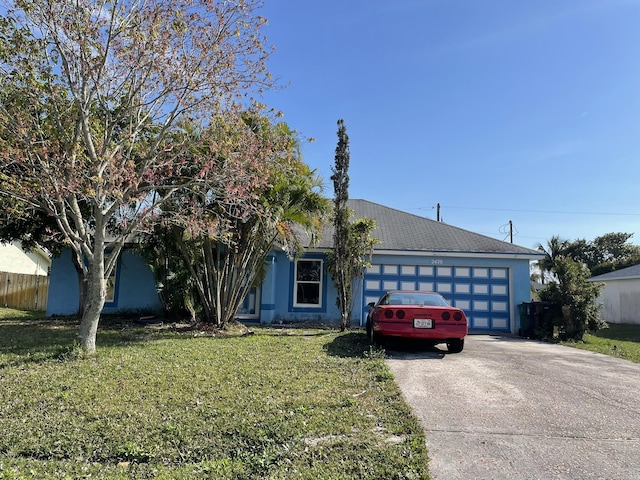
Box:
(0, 311), (429, 479)
(0, 307), (44, 320)
(562, 323), (640, 363)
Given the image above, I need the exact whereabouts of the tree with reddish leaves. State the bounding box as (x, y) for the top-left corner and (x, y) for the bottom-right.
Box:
(144, 113), (330, 329)
(0, 0), (274, 354)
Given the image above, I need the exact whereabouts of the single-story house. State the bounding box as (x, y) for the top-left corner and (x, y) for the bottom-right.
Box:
(589, 264), (640, 325)
(46, 199), (542, 333)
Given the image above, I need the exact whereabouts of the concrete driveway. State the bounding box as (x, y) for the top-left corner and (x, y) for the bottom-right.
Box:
(386, 335), (640, 480)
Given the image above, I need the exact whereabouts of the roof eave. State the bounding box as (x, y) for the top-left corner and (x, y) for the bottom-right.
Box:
(588, 275), (640, 282)
(304, 247), (542, 260)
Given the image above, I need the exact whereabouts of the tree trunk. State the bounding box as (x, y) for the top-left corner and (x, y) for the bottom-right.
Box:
(340, 312), (349, 332)
(338, 268), (351, 331)
(71, 254), (87, 316)
(78, 252), (107, 355)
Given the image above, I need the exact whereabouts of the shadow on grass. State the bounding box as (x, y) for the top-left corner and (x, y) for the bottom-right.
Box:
(243, 322), (341, 337)
(1, 317), (345, 369)
(323, 332), (372, 358)
(591, 324), (640, 343)
(0, 320), (80, 369)
(0, 317), (181, 369)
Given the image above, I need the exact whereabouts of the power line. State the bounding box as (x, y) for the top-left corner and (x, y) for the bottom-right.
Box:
(414, 205), (640, 217)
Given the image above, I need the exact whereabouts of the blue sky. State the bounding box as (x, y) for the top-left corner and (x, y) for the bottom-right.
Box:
(258, 0), (640, 249)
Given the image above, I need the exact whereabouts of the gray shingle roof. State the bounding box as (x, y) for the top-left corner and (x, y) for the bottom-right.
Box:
(589, 263), (640, 281)
(315, 199), (541, 257)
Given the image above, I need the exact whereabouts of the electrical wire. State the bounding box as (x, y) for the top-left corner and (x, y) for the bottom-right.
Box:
(415, 205), (640, 217)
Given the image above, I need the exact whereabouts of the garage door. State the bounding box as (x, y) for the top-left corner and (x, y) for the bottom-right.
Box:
(362, 263), (511, 332)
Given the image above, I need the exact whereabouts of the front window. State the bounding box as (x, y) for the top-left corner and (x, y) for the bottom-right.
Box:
(294, 259), (322, 307)
(104, 251), (120, 305)
(105, 264), (117, 303)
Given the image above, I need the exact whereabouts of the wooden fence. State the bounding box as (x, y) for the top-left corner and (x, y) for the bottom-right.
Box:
(0, 272), (49, 311)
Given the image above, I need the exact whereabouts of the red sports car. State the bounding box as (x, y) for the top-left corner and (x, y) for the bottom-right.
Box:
(366, 290), (468, 352)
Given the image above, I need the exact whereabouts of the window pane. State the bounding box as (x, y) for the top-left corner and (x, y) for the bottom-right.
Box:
(294, 259), (322, 307)
(297, 260), (320, 281)
(297, 283), (319, 305)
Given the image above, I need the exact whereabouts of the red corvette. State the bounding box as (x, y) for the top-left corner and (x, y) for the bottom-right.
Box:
(366, 291), (468, 352)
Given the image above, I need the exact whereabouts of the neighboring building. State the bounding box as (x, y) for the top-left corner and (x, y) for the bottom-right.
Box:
(0, 241), (50, 276)
(589, 264), (640, 325)
(0, 241), (51, 311)
(46, 199), (542, 333)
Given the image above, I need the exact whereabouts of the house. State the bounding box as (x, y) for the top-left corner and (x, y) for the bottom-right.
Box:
(46, 199), (542, 333)
(589, 264), (640, 325)
(0, 240), (50, 276)
(258, 200), (542, 333)
(0, 241), (51, 310)
(46, 248), (163, 316)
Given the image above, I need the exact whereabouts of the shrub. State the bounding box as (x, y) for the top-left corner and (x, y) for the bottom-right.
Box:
(539, 257), (605, 341)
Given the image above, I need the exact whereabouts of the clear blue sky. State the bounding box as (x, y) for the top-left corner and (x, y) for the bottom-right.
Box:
(258, 0), (640, 249)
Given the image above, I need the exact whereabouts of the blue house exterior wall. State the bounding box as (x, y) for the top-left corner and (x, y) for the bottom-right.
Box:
(260, 250), (347, 325)
(258, 250), (533, 334)
(46, 249), (162, 316)
(46, 247), (533, 334)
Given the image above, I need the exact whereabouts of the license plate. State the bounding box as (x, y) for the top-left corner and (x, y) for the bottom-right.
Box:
(413, 318), (433, 329)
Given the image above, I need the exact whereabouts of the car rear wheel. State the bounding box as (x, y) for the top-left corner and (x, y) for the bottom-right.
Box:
(447, 338), (464, 353)
(366, 319), (373, 343)
(367, 320), (382, 346)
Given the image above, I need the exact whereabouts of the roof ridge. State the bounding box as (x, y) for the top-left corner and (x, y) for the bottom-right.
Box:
(347, 199), (540, 254)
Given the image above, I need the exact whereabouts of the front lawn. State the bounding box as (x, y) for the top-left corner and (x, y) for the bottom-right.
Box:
(0, 313), (429, 479)
(0, 307), (43, 320)
(562, 323), (640, 363)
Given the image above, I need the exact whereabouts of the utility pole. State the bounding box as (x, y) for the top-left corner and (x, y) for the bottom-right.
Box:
(437, 203), (440, 222)
(509, 220), (513, 243)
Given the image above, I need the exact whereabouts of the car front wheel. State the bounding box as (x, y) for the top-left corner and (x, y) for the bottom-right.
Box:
(447, 338), (464, 353)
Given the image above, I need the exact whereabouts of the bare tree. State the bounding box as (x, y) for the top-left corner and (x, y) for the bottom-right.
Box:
(0, 0), (274, 353)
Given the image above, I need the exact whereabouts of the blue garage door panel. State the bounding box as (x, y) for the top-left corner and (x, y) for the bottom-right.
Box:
(362, 264), (510, 332)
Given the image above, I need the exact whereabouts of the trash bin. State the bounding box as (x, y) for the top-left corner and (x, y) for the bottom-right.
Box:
(518, 303), (534, 337)
(519, 302), (554, 339)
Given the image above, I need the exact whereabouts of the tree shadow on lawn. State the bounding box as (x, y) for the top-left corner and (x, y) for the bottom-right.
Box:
(590, 323), (640, 343)
(0, 316), (178, 369)
(323, 331), (447, 359)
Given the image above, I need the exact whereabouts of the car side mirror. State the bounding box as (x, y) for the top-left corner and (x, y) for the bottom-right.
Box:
(367, 302), (375, 307)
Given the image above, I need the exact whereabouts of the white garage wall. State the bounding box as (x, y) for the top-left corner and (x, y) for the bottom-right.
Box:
(598, 279), (640, 325)
(0, 242), (50, 276)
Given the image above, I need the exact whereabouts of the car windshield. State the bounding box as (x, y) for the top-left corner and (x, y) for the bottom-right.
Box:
(382, 292), (449, 307)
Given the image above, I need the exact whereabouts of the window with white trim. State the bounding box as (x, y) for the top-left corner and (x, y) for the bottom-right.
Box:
(104, 252), (120, 304)
(294, 259), (322, 307)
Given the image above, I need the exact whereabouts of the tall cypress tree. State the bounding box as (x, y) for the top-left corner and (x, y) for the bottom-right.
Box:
(330, 119), (351, 331)
(328, 120), (378, 331)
